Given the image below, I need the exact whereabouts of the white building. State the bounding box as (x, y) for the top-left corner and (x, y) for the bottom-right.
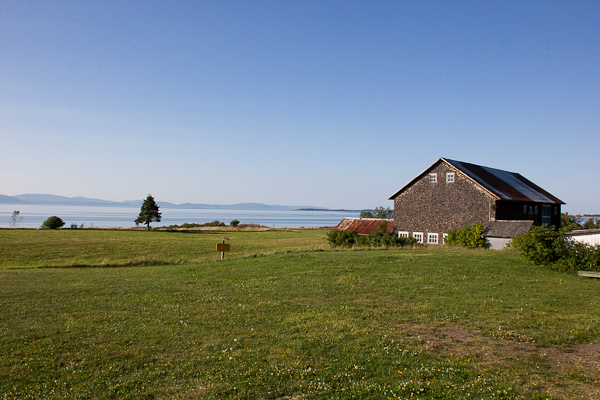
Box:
(565, 229), (600, 246)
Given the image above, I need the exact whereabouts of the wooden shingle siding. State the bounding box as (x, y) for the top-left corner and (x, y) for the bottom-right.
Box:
(392, 162), (494, 241)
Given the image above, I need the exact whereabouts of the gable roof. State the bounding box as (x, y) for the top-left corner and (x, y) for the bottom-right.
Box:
(389, 158), (564, 204)
(334, 218), (394, 235)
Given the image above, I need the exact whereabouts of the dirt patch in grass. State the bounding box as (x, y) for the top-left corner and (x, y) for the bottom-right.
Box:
(395, 323), (600, 400)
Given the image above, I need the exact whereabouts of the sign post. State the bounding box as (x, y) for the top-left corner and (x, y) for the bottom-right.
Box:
(216, 237), (230, 260)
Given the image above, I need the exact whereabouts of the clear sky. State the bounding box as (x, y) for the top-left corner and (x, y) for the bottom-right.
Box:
(1, 1), (598, 212)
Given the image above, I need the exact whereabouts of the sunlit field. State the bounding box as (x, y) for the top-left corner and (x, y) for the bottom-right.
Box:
(1, 229), (599, 399)
(0, 228), (328, 268)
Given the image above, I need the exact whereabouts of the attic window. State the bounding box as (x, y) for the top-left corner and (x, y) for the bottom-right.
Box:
(429, 173), (437, 183)
(446, 172), (454, 183)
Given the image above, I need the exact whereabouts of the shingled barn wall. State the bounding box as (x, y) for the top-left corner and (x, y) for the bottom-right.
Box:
(392, 162), (496, 242)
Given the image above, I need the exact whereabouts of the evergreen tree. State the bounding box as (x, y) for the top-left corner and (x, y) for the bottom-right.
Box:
(41, 216), (65, 230)
(135, 194), (161, 230)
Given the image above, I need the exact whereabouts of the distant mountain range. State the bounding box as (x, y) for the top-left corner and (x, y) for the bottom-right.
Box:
(0, 194), (355, 211)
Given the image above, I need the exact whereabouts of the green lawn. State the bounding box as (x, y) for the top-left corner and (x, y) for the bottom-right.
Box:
(0, 228), (329, 268)
(1, 229), (599, 399)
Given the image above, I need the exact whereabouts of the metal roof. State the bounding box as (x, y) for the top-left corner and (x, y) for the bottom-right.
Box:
(389, 158), (564, 204)
(565, 229), (600, 236)
(334, 218), (394, 235)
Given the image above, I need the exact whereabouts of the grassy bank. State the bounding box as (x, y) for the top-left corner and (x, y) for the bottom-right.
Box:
(1, 230), (599, 399)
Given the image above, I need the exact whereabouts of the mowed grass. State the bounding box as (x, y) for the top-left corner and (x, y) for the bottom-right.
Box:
(1, 229), (600, 399)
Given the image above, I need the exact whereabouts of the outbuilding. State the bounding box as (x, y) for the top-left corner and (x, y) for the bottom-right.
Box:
(334, 218), (393, 235)
(565, 229), (600, 246)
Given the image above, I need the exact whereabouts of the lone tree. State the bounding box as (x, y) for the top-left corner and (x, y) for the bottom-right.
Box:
(135, 194), (161, 230)
(11, 211), (22, 228)
(41, 216), (65, 230)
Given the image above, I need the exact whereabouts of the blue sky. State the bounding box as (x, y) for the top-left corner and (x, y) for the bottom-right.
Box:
(1, 1), (598, 212)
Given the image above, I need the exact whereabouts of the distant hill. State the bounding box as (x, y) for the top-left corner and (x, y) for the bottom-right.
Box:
(0, 194), (347, 211)
(0, 194), (27, 204)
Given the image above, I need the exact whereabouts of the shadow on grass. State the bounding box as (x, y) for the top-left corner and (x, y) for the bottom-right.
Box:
(35, 258), (193, 269)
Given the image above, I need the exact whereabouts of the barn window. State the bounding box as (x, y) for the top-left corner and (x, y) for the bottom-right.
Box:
(428, 233), (439, 244)
(535, 205), (538, 215)
(429, 173), (437, 183)
(523, 205), (527, 215)
(398, 231), (409, 238)
(412, 232), (423, 244)
(446, 173), (454, 183)
(442, 233), (448, 244)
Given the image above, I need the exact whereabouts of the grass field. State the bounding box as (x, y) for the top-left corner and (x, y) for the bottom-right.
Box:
(1, 229), (599, 399)
(0, 228), (328, 268)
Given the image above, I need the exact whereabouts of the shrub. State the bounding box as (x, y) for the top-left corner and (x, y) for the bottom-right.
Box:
(230, 219), (240, 227)
(362, 231), (417, 247)
(509, 225), (600, 272)
(509, 225), (567, 265)
(41, 216), (65, 230)
(327, 230), (417, 248)
(203, 220), (226, 227)
(445, 223), (486, 248)
(561, 241), (600, 272)
(326, 230), (358, 248)
(180, 223), (202, 228)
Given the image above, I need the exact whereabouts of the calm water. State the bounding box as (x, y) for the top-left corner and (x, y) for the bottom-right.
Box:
(0, 205), (357, 229)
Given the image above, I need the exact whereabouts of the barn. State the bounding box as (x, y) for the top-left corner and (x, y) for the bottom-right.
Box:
(389, 158), (564, 246)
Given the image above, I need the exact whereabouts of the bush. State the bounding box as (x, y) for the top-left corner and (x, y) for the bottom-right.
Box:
(562, 242), (600, 272)
(203, 220), (226, 227)
(230, 219), (240, 227)
(509, 226), (566, 265)
(445, 223), (486, 248)
(327, 230), (417, 248)
(509, 225), (600, 272)
(326, 230), (358, 248)
(41, 216), (65, 230)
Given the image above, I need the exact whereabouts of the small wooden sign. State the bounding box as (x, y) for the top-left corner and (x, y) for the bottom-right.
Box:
(216, 243), (231, 252)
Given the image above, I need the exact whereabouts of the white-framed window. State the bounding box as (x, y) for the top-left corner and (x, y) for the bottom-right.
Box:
(398, 231), (409, 238)
(412, 232), (423, 244)
(442, 233), (448, 244)
(429, 173), (437, 183)
(428, 233), (439, 244)
(446, 172), (455, 183)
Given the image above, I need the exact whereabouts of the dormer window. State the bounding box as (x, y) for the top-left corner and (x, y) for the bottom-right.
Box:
(429, 173), (437, 183)
(446, 172), (454, 183)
